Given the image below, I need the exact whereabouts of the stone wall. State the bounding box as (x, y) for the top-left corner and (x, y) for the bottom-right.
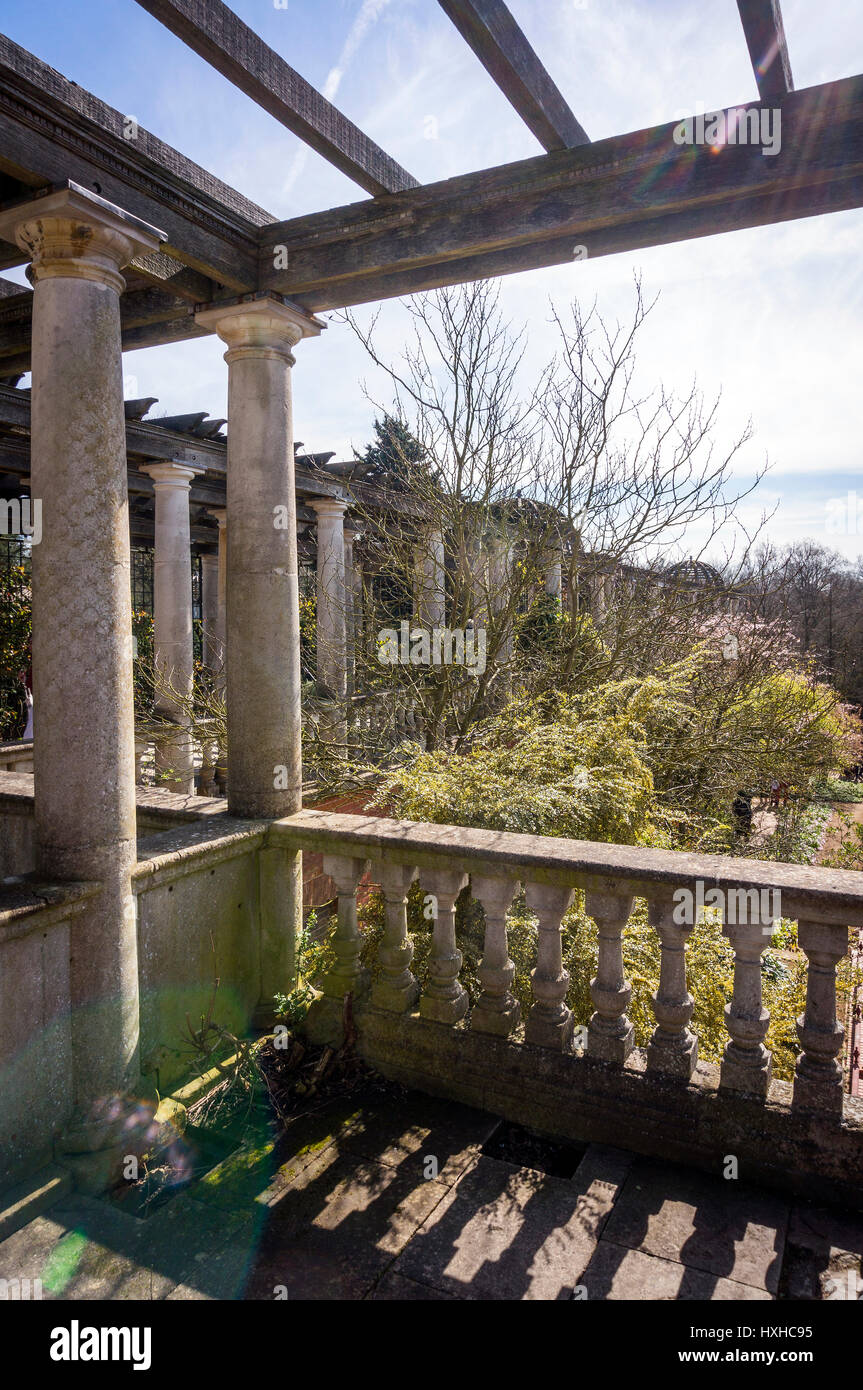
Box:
(0, 783), (35, 877)
(0, 881), (96, 1189)
(133, 818), (268, 1090)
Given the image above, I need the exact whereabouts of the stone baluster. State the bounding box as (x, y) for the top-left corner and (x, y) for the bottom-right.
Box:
(419, 868), (469, 1024)
(793, 918), (849, 1118)
(524, 883), (574, 1050)
(587, 890), (635, 1063)
(720, 907), (774, 1097)
(372, 862), (419, 1012)
(470, 874), (520, 1036)
(319, 854), (370, 1000)
(197, 736), (217, 797)
(134, 734), (148, 786)
(647, 889), (698, 1078)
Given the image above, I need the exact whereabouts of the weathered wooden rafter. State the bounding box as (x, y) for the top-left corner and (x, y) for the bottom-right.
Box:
(0, 32), (268, 289)
(736, 0), (794, 102)
(258, 74), (863, 311)
(437, 0), (589, 150)
(0, 385), (349, 503)
(0, 14), (858, 344)
(134, 0), (418, 195)
(0, 284), (200, 371)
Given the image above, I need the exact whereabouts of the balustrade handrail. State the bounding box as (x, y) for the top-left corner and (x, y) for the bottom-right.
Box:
(271, 809), (863, 923)
(270, 807), (863, 1118)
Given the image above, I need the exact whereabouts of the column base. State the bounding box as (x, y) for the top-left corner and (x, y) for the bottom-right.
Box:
(647, 1030), (698, 1079)
(56, 1094), (183, 1195)
(720, 1046), (772, 1098)
(588, 1017), (634, 1064)
(792, 1068), (844, 1119)
(525, 1008), (574, 1052)
(419, 986), (469, 1025)
(252, 1000), (280, 1031)
(471, 998), (520, 1038)
(303, 995), (354, 1048)
(371, 977), (420, 1013)
(321, 967), (370, 1002)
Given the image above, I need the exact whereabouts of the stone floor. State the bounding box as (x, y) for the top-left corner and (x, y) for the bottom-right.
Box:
(2, 1088), (863, 1301)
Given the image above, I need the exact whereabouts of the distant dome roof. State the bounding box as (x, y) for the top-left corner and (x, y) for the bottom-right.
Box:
(665, 557), (724, 588)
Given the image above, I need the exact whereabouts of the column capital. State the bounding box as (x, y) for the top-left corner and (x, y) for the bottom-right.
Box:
(195, 293), (325, 362)
(207, 507), (227, 529)
(0, 182), (165, 293)
(310, 496), (349, 519)
(142, 459), (204, 489)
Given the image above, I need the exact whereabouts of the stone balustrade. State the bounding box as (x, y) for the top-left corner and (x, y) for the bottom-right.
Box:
(347, 690), (425, 751)
(134, 718), (223, 795)
(0, 738), (34, 774)
(269, 810), (863, 1148)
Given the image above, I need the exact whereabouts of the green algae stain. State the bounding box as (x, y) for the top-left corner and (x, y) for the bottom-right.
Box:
(42, 1230), (88, 1294)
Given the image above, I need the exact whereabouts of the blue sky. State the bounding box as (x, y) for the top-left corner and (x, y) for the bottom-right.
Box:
(2, 0), (862, 559)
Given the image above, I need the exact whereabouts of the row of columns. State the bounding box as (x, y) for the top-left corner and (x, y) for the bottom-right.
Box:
(0, 185), (325, 1157)
(0, 182), (589, 1164)
(143, 495), (565, 738)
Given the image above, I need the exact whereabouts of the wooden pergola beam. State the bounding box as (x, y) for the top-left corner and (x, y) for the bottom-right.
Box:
(736, 0), (794, 101)
(258, 74), (862, 311)
(0, 33), (269, 289)
(134, 0), (419, 196)
(438, 0), (589, 150)
(0, 285), (201, 371)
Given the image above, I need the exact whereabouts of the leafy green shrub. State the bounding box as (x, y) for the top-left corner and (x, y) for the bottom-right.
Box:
(0, 560), (31, 740)
(812, 778), (863, 804)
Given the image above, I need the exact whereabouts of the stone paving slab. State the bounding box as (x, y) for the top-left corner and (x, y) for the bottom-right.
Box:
(6, 1090), (863, 1301)
(392, 1154), (611, 1300)
(582, 1241), (773, 1301)
(339, 1092), (500, 1185)
(0, 1214), (72, 1296)
(192, 1092), (373, 1216)
(243, 1144), (451, 1300)
(779, 1204), (863, 1300)
(370, 1271), (459, 1300)
(601, 1159), (788, 1294)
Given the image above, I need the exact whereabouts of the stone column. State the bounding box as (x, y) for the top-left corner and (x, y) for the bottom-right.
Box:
(417, 525), (446, 630)
(206, 507), (227, 687)
(311, 497), (348, 700)
(593, 571), (608, 623)
(200, 549), (220, 671)
(195, 295), (324, 1019)
(344, 525), (360, 697)
(489, 534), (514, 668)
(544, 550), (562, 600)
(0, 186), (164, 1153)
(142, 459), (202, 794)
